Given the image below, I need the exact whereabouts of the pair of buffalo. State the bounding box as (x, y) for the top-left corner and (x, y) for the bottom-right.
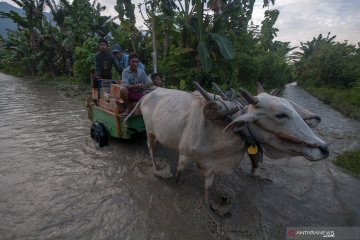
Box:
(126, 83), (329, 203)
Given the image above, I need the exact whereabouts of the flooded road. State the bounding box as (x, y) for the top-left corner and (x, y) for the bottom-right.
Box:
(0, 73), (359, 240)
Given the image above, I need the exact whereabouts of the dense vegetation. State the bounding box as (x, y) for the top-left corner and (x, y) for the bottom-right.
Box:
(1, 1), (359, 92)
(290, 33), (360, 121)
(0, 0), (295, 91)
(292, 33), (360, 174)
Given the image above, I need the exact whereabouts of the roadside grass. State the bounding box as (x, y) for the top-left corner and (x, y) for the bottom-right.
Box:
(300, 85), (360, 176)
(0, 67), (25, 77)
(334, 150), (360, 175)
(0, 70), (90, 98)
(304, 86), (360, 121)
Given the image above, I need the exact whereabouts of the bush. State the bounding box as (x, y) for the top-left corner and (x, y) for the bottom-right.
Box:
(335, 150), (360, 175)
(73, 37), (99, 83)
(304, 85), (360, 121)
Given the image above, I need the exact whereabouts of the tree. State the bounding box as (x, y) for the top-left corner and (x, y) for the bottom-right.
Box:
(294, 33), (360, 88)
(0, 0), (299, 92)
(260, 9), (279, 51)
(114, 0), (137, 51)
(1, 0), (111, 76)
(0, 0), (46, 74)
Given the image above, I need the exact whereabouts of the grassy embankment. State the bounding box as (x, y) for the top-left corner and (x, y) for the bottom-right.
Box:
(0, 67), (91, 98)
(334, 150), (360, 175)
(303, 86), (360, 175)
(37, 74), (90, 98)
(304, 86), (360, 121)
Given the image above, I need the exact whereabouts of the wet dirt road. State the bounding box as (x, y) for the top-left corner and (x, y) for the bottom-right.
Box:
(0, 73), (359, 240)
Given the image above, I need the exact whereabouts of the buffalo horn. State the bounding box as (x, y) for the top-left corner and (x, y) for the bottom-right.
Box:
(211, 82), (228, 100)
(256, 81), (265, 94)
(193, 81), (212, 102)
(269, 87), (285, 96)
(238, 88), (258, 105)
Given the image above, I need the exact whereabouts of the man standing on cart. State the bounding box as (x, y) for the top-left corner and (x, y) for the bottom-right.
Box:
(95, 38), (123, 80)
(92, 38), (123, 104)
(120, 52), (150, 116)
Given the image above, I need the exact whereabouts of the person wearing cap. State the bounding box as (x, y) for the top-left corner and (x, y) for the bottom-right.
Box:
(95, 39), (122, 79)
(119, 52), (150, 115)
(112, 44), (145, 71)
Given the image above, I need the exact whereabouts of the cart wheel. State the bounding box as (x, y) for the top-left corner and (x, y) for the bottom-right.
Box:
(90, 122), (108, 147)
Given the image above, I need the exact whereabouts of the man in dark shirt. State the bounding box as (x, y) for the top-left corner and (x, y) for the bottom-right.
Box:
(95, 38), (122, 79)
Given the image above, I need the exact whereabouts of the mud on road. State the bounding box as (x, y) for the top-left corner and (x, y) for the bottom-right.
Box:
(0, 74), (359, 240)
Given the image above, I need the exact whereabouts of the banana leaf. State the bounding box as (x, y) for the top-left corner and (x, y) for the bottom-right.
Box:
(197, 41), (212, 73)
(211, 33), (234, 60)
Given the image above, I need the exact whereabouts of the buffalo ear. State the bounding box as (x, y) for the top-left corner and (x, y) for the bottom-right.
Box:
(256, 81), (265, 94)
(223, 112), (258, 132)
(203, 101), (225, 120)
(303, 116), (321, 128)
(285, 99), (321, 128)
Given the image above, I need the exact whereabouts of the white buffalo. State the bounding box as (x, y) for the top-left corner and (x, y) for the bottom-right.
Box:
(132, 85), (329, 203)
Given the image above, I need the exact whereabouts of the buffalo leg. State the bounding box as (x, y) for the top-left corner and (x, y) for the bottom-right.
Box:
(147, 133), (158, 170)
(204, 169), (214, 204)
(175, 154), (187, 182)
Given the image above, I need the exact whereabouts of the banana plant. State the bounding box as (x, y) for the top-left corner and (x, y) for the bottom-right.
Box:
(0, 0), (46, 74)
(191, 0), (276, 72)
(190, 0), (234, 72)
(114, 0), (138, 51)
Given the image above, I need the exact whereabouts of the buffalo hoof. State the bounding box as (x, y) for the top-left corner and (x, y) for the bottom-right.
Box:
(152, 163), (173, 178)
(209, 187), (235, 217)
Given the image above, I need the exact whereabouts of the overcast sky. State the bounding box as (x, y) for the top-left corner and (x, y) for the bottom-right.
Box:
(2, 0), (360, 48)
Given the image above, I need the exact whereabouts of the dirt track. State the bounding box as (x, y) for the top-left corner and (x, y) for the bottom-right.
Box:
(0, 74), (359, 240)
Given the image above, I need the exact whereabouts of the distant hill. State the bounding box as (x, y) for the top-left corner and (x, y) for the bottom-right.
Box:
(0, 1), (52, 39)
(0, 2), (23, 38)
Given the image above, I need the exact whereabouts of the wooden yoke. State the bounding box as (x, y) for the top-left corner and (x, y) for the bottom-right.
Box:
(193, 82), (241, 120)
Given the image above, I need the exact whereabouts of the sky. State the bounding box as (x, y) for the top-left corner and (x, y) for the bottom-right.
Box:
(2, 0), (360, 49)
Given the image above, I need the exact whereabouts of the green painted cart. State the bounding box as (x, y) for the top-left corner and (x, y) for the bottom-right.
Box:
(87, 79), (146, 147)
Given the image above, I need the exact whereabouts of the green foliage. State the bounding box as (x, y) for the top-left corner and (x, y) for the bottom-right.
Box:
(260, 9), (279, 51)
(0, 36), (25, 75)
(0, 0), (111, 77)
(211, 33), (234, 60)
(148, 0), (293, 92)
(0, 0), (325, 96)
(114, 0), (140, 53)
(197, 41), (212, 73)
(73, 37), (99, 83)
(335, 150), (360, 175)
(157, 46), (202, 90)
(294, 33), (360, 89)
(294, 33), (360, 121)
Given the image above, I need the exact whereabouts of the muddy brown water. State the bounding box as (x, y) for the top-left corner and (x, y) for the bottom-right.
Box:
(0, 73), (359, 240)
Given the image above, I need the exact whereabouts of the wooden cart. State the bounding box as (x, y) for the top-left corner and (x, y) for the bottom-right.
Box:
(86, 79), (146, 147)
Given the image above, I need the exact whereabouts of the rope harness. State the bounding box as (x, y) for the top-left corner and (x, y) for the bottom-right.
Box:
(194, 82), (323, 169)
(211, 86), (263, 169)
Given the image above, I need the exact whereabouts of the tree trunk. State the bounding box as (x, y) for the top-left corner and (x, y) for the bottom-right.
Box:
(151, 5), (157, 73)
(163, 31), (168, 58)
